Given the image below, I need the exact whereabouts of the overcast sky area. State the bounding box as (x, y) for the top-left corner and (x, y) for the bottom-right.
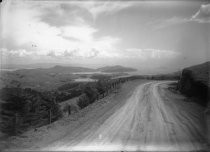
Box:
(0, 0), (210, 73)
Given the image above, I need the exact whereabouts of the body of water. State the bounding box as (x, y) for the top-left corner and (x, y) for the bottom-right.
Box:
(74, 78), (97, 82)
(0, 68), (17, 72)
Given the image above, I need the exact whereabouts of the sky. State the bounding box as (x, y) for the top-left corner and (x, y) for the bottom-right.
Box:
(0, 0), (210, 73)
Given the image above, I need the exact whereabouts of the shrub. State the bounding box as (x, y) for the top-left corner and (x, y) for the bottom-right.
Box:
(77, 94), (89, 109)
(96, 80), (106, 95)
(83, 84), (99, 103)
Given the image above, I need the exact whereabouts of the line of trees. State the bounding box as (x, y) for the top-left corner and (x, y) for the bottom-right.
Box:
(77, 77), (129, 109)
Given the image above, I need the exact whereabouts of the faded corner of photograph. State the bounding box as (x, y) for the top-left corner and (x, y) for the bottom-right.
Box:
(0, 0), (210, 151)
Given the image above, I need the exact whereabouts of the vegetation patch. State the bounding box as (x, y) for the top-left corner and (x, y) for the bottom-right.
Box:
(0, 88), (62, 136)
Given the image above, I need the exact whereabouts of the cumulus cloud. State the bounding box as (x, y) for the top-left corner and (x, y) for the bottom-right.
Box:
(126, 48), (180, 59)
(0, 48), (33, 57)
(1, 0), (121, 59)
(191, 4), (210, 23)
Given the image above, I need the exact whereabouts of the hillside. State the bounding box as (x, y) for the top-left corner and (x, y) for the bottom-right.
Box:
(0, 66), (95, 90)
(97, 65), (137, 73)
(0, 65), (133, 91)
(178, 61), (210, 106)
(14, 65), (95, 74)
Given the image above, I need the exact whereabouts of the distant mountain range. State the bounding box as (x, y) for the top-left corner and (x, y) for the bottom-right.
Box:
(14, 65), (96, 75)
(2, 65), (137, 74)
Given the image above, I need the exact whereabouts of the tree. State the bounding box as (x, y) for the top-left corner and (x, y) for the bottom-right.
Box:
(0, 94), (27, 135)
(96, 80), (106, 95)
(84, 84), (99, 103)
(77, 94), (89, 109)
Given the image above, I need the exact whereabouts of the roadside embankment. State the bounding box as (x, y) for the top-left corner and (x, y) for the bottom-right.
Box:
(178, 61), (210, 144)
(178, 62), (209, 107)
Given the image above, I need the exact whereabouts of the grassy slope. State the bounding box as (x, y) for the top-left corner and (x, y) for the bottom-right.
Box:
(184, 61), (210, 87)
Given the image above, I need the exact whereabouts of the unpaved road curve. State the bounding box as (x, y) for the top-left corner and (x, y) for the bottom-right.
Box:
(43, 81), (208, 151)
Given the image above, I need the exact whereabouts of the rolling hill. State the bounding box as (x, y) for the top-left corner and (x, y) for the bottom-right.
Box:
(0, 66), (96, 90)
(14, 65), (96, 74)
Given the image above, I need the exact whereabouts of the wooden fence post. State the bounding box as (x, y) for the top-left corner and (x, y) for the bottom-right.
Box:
(49, 109), (52, 124)
(68, 105), (71, 116)
(13, 112), (17, 135)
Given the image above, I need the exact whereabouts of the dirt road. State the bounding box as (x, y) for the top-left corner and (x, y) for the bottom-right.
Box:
(42, 81), (207, 151)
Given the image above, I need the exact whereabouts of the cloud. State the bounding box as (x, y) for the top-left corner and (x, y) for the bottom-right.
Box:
(69, 1), (136, 19)
(0, 48), (33, 57)
(40, 3), (87, 27)
(191, 4), (210, 23)
(151, 4), (210, 30)
(152, 17), (189, 30)
(33, 0), (137, 25)
(1, 0), (121, 59)
(126, 48), (180, 60)
(61, 25), (97, 42)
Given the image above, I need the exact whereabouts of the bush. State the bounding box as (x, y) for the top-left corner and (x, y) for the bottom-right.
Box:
(77, 94), (89, 109)
(83, 84), (99, 103)
(96, 80), (106, 95)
